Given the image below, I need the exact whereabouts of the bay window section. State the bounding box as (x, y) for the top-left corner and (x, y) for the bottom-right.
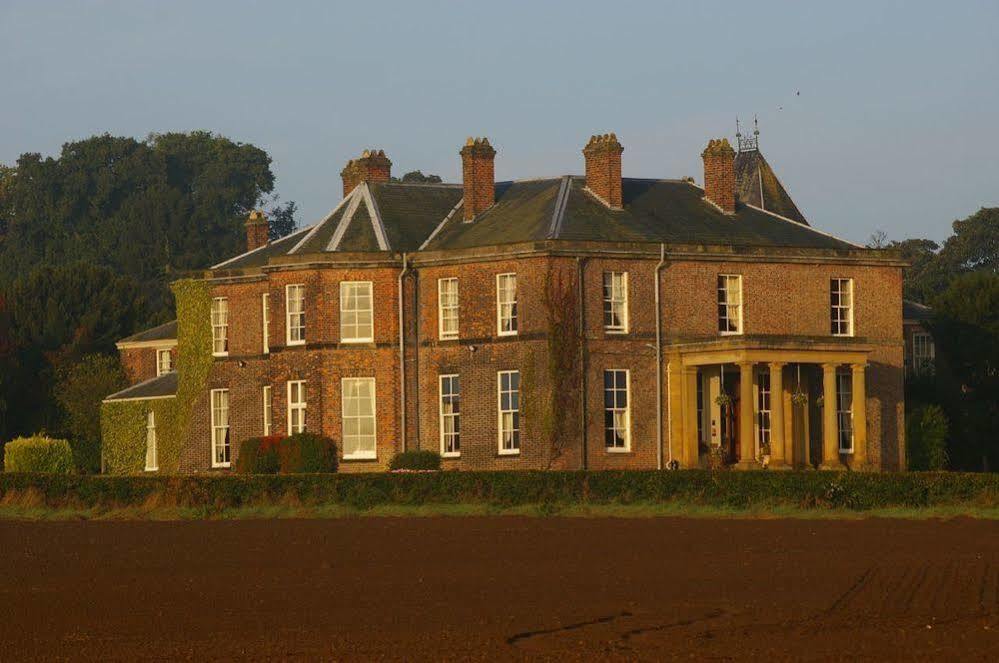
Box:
(439, 374), (460, 457)
(286, 284), (306, 346)
(210, 389), (230, 468)
(498, 370), (520, 454)
(340, 281), (374, 343)
(211, 297), (229, 356)
(287, 380), (306, 434)
(342, 378), (377, 460)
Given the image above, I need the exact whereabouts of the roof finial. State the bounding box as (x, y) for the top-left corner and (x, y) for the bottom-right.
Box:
(736, 115), (759, 153)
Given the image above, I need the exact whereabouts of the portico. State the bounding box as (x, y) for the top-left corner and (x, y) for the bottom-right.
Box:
(667, 337), (873, 471)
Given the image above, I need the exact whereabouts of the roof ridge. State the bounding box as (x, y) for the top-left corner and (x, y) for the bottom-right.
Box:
(289, 188), (357, 255)
(327, 189), (364, 252)
(377, 182), (463, 188)
(419, 198), (464, 251)
(212, 223), (313, 269)
(547, 176), (572, 239)
(360, 182), (391, 251)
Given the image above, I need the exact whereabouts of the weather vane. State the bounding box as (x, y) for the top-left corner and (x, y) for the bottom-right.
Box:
(736, 115), (759, 153)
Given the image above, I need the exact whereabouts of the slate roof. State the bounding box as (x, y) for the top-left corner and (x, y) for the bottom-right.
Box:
(212, 169), (857, 271)
(117, 320), (177, 344)
(734, 148), (808, 225)
(423, 177), (856, 251)
(104, 372), (178, 402)
(903, 300), (933, 321)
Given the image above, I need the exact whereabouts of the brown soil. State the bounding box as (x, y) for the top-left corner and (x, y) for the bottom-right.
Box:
(1, 517), (997, 661)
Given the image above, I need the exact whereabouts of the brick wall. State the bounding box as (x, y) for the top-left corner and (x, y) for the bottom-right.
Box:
(170, 249), (905, 474)
(120, 345), (176, 384)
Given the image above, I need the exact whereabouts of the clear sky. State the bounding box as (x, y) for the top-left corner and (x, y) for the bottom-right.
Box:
(2, 0), (997, 244)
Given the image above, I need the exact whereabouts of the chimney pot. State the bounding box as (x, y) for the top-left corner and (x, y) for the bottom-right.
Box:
(341, 149), (392, 197)
(583, 132), (624, 208)
(245, 210), (269, 252)
(460, 136), (496, 222)
(701, 138), (737, 213)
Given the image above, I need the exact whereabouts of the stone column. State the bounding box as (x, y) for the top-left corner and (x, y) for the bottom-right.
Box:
(768, 362), (788, 469)
(683, 368), (700, 469)
(737, 361), (757, 469)
(851, 363), (869, 470)
(667, 356), (685, 467)
(820, 363), (842, 470)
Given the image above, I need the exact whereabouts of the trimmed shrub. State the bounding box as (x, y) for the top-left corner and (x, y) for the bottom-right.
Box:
(235, 436), (283, 474)
(4, 436), (74, 474)
(389, 450), (442, 471)
(278, 433), (338, 473)
(907, 405), (949, 471)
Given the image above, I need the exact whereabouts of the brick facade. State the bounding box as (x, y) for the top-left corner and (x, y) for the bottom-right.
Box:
(119, 344), (176, 384)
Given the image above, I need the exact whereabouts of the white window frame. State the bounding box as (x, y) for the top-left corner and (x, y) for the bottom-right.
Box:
(603, 272), (629, 334)
(340, 281), (374, 343)
(497, 370), (520, 455)
(496, 273), (518, 337)
(836, 370), (854, 453)
(756, 368), (772, 454)
(603, 369), (631, 452)
(912, 332), (935, 374)
(285, 284), (306, 346)
(262, 292), (270, 354)
(438, 278), (459, 340)
(211, 297), (229, 356)
(210, 389), (230, 468)
(287, 380), (306, 435)
(262, 385), (272, 436)
(831, 278), (854, 337)
(342, 377), (377, 460)
(156, 349), (172, 376)
(718, 274), (743, 335)
(144, 410), (158, 472)
(439, 374), (460, 457)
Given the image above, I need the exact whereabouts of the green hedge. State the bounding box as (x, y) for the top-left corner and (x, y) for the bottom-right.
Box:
(0, 470), (997, 511)
(278, 433), (338, 473)
(4, 436), (75, 474)
(389, 450), (442, 471)
(235, 436), (282, 474)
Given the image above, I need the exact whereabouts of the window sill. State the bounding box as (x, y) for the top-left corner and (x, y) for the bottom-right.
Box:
(719, 331), (743, 337)
(605, 447), (631, 454)
(497, 331), (518, 338)
(212, 352), (229, 358)
(341, 338), (374, 345)
(211, 463), (231, 469)
(286, 340), (306, 347)
(604, 329), (628, 335)
(439, 335), (459, 342)
(144, 467), (159, 472)
(497, 449), (521, 456)
(342, 454), (377, 462)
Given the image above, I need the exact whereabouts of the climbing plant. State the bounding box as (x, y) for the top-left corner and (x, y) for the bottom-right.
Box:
(100, 279), (213, 474)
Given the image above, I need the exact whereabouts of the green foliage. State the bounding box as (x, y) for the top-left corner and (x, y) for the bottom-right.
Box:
(924, 272), (999, 470)
(4, 436), (74, 474)
(54, 354), (128, 473)
(235, 436), (282, 474)
(906, 405), (949, 471)
(99, 279), (213, 475)
(1, 471), (997, 513)
(278, 433), (339, 473)
(267, 199), (297, 240)
(0, 132), (282, 441)
(390, 171), (442, 184)
(389, 450), (442, 471)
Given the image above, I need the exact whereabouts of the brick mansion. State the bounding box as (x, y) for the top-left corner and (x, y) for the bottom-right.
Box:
(102, 129), (908, 473)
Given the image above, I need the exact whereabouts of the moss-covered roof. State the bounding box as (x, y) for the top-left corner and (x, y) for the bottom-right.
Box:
(211, 168), (857, 271)
(104, 372), (178, 402)
(117, 320), (177, 344)
(734, 149), (808, 225)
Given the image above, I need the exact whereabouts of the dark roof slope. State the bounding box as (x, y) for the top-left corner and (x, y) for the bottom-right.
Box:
(734, 149), (808, 225)
(903, 300), (933, 321)
(423, 177), (856, 251)
(372, 183), (462, 250)
(104, 372), (178, 402)
(118, 320), (177, 344)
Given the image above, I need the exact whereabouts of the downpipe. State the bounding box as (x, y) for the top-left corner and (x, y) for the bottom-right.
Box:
(654, 243), (670, 470)
(398, 252), (409, 453)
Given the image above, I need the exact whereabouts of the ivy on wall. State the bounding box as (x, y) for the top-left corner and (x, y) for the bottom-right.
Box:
(100, 279), (213, 474)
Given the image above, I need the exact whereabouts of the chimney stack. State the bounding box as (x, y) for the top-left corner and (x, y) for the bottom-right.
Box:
(701, 138), (736, 214)
(583, 133), (624, 208)
(245, 210), (269, 252)
(341, 149), (392, 197)
(460, 137), (496, 221)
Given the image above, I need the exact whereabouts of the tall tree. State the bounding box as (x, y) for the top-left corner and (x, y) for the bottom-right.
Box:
(54, 354), (128, 473)
(928, 272), (999, 471)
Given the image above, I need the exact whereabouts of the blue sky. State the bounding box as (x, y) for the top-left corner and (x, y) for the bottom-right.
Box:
(2, 0), (997, 244)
